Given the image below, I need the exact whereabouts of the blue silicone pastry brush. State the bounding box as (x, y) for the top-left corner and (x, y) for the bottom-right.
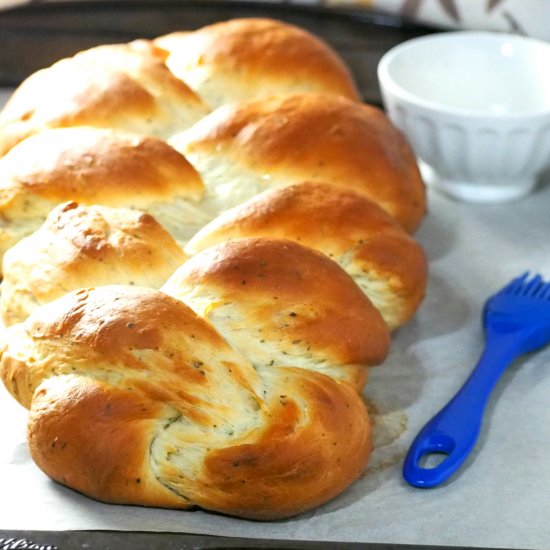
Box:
(403, 272), (550, 488)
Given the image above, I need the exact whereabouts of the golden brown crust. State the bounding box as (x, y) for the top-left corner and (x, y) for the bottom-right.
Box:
(162, 238), (390, 371)
(0, 126), (206, 272)
(187, 182), (427, 329)
(0, 41), (209, 155)
(1, 202), (187, 326)
(2, 285), (255, 407)
(194, 366), (371, 520)
(0, 18), (428, 521)
(0, 127), (204, 207)
(1, 283), (374, 519)
(155, 18), (360, 108)
(175, 93), (426, 232)
(28, 375), (187, 509)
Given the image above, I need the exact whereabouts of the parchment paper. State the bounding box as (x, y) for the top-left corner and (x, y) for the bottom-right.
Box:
(1, 86), (549, 547)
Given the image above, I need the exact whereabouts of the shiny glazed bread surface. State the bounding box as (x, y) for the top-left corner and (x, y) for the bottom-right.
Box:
(155, 17), (360, 108)
(0, 126), (209, 272)
(1, 201), (187, 327)
(171, 93), (426, 233)
(0, 17), (428, 520)
(0, 239), (389, 520)
(0, 41), (209, 156)
(187, 181), (428, 330)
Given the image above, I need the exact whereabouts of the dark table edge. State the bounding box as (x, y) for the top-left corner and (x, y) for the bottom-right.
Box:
(0, 530), (515, 550)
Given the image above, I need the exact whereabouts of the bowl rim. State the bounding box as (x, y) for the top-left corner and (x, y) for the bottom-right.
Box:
(377, 30), (550, 120)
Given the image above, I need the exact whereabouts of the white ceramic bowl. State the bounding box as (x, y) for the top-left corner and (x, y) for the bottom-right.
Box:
(378, 31), (550, 203)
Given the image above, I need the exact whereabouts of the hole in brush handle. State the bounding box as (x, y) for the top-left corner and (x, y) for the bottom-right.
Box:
(403, 433), (457, 487)
(419, 451), (449, 469)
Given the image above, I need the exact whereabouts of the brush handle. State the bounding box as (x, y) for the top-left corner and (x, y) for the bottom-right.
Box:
(403, 329), (523, 488)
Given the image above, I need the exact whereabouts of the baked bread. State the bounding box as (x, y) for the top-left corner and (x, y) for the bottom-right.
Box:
(161, 238), (389, 391)
(186, 181), (428, 330)
(0, 238), (389, 520)
(155, 17), (360, 109)
(0, 40), (209, 156)
(0, 126), (209, 271)
(1, 201), (187, 326)
(171, 93), (426, 232)
(0, 16), (428, 521)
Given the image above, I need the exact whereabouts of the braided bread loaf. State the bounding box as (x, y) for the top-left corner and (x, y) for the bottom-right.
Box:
(1, 239), (389, 520)
(0, 17), (427, 519)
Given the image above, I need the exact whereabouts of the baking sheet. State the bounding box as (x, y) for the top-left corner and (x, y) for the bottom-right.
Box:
(0, 93), (549, 547)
